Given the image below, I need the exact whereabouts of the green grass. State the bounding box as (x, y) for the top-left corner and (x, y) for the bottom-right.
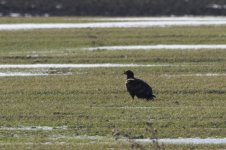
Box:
(0, 68), (226, 149)
(0, 17), (111, 24)
(2, 142), (226, 150)
(0, 26), (226, 54)
(0, 26), (226, 64)
(0, 69), (226, 135)
(0, 17), (226, 149)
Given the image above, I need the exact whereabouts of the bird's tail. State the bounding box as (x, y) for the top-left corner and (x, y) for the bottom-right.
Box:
(147, 94), (156, 100)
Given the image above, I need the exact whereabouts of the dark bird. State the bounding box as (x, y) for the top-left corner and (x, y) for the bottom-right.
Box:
(123, 70), (156, 100)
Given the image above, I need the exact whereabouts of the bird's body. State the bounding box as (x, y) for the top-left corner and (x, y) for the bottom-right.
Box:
(124, 70), (155, 100)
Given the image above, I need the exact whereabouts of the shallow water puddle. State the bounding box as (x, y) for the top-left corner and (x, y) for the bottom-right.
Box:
(1, 17), (226, 30)
(84, 44), (226, 51)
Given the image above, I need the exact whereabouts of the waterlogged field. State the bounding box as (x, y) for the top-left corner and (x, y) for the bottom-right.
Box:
(0, 17), (226, 149)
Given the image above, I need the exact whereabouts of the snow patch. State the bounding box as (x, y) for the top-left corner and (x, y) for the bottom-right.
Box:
(48, 135), (226, 144)
(0, 126), (67, 131)
(0, 72), (73, 77)
(135, 137), (226, 144)
(0, 72), (49, 77)
(163, 73), (226, 77)
(84, 45), (226, 51)
(1, 17), (226, 30)
(0, 64), (178, 69)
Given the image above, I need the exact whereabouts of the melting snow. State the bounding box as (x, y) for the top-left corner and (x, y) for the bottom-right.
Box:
(1, 17), (226, 30)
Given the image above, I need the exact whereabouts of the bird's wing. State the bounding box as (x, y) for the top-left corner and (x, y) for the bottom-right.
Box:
(126, 78), (153, 96)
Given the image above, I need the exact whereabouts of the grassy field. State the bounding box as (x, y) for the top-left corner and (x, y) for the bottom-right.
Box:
(0, 17), (110, 24)
(0, 17), (226, 149)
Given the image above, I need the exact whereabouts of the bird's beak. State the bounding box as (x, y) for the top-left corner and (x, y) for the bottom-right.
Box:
(122, 71), (126, 75)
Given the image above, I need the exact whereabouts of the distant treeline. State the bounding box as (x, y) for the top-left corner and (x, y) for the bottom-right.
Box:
(1, 0), (226, 16)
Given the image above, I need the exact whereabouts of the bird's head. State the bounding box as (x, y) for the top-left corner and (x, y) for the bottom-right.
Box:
(123, 70), (134, 79)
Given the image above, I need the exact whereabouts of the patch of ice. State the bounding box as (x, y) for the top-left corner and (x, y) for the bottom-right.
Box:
(84, 45), (226, 51)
